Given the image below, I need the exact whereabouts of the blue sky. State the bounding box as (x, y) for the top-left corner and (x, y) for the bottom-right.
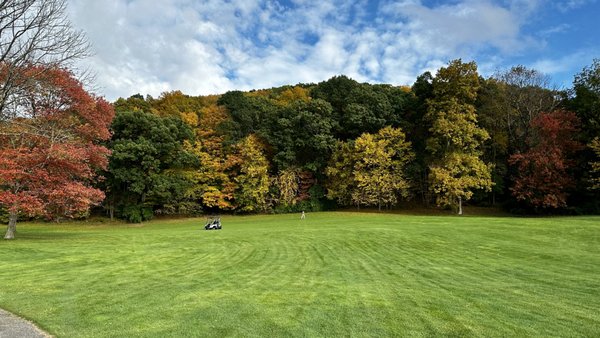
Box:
(68, 0), (600, 101)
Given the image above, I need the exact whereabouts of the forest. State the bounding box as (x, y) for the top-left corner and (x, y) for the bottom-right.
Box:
(2, 58), (600, 225)
(100, 59), (600, 220)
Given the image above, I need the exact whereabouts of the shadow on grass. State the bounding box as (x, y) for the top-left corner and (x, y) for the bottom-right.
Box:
(6, 231), (82, 241)
(336, 205), (512, 217)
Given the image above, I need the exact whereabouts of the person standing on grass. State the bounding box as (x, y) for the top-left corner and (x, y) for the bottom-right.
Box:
(301, 211), (305, 220)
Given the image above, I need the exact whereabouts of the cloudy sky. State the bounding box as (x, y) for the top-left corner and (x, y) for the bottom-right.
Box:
(67, 0), (600, 101)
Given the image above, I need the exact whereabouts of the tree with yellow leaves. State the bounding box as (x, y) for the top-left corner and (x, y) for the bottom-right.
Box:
(230, 134), (271, 212)
(327, 126), (413, 210)
(426, 59), (492, 214)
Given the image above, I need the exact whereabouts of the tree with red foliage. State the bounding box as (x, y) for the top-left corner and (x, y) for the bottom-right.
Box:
(508, 110), (582, 210)
(0, 66), (114, 239)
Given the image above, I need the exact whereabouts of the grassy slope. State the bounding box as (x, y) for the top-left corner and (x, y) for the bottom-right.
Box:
(0, 212), (599, 337)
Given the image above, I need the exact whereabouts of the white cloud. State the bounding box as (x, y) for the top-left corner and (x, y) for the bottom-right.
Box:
(555, 0), (597, 12)
(382, 0), (531, 54)
(529, 50), (598, 88)
(66, 0), (577, 100)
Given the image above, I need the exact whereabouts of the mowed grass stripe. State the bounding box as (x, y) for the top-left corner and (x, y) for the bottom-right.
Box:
(1, 212), (599, 337)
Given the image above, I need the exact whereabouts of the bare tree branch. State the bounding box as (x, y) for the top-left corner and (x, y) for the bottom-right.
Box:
(0, 0), (90, 121)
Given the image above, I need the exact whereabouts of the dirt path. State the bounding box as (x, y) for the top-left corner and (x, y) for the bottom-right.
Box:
(0, 309), (50, 338)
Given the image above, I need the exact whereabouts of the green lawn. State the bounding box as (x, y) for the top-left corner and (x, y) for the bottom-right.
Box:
(1, 212), (599, 337)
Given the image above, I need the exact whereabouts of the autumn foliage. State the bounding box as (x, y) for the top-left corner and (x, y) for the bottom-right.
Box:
(508, 110), (582, 209)
(0, 66), (114, 225)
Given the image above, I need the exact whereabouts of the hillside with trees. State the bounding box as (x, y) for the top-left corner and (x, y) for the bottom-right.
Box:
(96, 58), (600, 221)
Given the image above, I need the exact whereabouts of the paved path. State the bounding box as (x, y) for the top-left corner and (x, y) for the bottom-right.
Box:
(0, 309), (50, 338)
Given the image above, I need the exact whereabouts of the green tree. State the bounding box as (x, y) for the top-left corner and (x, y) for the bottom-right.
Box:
(571, 60), (600, 138)
(312, 76), (400, 140)
(311, 75), (360, 118)
(105, 111), (198, 222)
(218, 91), (276, 144)
(408, 72), (435, 205)
(553, 60), (600, 212)
(343, 84), (392, 137)
(426, 60), (492, 214)
(590, 137), (600, 190)
(268, 99), (335, 172)
(113, 94), (153, 114)
(476, 77), (510, 205)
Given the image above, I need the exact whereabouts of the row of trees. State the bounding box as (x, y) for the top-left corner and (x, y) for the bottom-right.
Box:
(104, 58), (600, 221)
(3, 57), (599, 234)
(1, 1), (599, 239)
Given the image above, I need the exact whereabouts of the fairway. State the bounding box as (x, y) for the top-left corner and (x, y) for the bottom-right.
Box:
(1, 212), (600, 337)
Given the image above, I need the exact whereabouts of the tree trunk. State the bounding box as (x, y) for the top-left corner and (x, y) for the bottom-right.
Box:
(492, 147), (496, 206)
(109, 203), (114, 221)
(4, 211), (17, 240)
(458, 197), (463, 215)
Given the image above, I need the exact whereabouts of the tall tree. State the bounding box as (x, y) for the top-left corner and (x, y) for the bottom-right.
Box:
(406, 72), (435, 205)
(475, 66), (561, 208)
(569, 60), (600, 208)
(571, 59), (600, 141)
(0, 66), (113, 239)
(477, 77), (510, 205)
(426, 59), (492, 214)
(152, 90), (205, 118)
(272, 86), (311, 106)
(493, 66), (560, 154)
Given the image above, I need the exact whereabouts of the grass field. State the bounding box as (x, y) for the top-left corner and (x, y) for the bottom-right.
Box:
(1, 212), (599, 337)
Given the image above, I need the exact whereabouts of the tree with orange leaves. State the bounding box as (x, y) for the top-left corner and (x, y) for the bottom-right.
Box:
(0, 66), (114, 239)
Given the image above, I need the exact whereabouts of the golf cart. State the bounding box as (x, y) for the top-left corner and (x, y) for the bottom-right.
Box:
(204, 216), (221, 230)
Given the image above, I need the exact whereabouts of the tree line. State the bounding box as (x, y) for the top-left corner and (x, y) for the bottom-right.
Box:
(103, 59), (600, 221)
(3, 57), (600, 233)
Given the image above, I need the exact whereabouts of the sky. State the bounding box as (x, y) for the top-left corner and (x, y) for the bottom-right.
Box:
(67, 0), (600, 101)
